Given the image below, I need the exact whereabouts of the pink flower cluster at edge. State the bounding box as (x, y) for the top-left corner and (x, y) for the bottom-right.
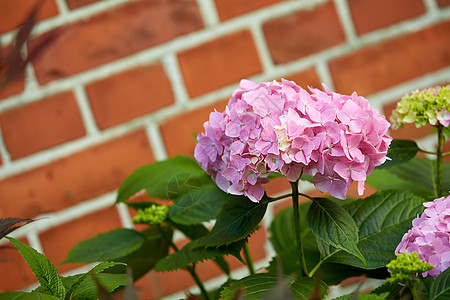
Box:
(194, 79), (392, 202)
(396, 195), (450, 278)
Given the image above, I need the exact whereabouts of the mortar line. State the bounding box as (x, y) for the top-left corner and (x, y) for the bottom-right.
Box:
(250, 22), (275, 74)
(162, 53), (190, 106)
(73, 85), (100, 136)
(146, 122), (168, 161)
(334, 0), (359, 46)
(197, 0), (219, 27)
(116, 203), (134, 229)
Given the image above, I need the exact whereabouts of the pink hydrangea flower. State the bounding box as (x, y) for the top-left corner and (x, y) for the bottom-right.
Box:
(395, 195), (450, 278)
(194, 79), (392, 202)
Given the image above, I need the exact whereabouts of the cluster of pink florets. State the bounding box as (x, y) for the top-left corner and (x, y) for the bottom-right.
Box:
(194, 79), (392, 202)
(396, 195), (450, 278)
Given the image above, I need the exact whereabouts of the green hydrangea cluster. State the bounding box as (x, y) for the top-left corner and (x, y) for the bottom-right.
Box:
(132, 204), (169, 226)
(386, 252), (433, 284)
(391, 85), (450, 129)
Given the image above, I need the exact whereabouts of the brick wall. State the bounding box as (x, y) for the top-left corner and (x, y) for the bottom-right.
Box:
(0, 0), (449, 298)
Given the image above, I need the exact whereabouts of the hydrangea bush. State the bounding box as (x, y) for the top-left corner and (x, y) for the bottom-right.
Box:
(2, 82), (450, 300)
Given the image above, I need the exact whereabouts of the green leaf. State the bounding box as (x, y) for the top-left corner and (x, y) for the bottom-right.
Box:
(378, 139), (419, 169)
(166, 221), (231, 275)
(388, 157), (435, 194)
(368, 157), (450, 199)
(167, 221), (209, 240)
(169, 184), (230, 225)
(61, 273), (126, 300)
(307, 198), (365, 265)
(325, 190), (425, 269)
(116, 155), (211, 202)
(366, 169), (432, 198)
(333, 293), (389, 300)
(196, 196), (268, 247)
(428, 267), (450, 300)
(220, 273), (327, 300)
(6, 237), (65, 298)
(370, 281), (403, 299)
(103, 227), (171, 280)
(154, 239), (243, 272)
(0, 292), (61, 300)
(268, 203), (316, 275)
(65, 261), (125, 299)
(64, 228), (145, 264)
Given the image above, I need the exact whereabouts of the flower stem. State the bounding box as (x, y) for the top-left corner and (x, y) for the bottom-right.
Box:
(408, 283), (419, 300)
(157, 225), (210, 300)
(436, 124), (444, 197)
(264, 193), (292, 203)
(243, 242), (255, 275)
(417, 148), (438, 155)
(291, 180), (308, 277)
(188, 265), (211, 300)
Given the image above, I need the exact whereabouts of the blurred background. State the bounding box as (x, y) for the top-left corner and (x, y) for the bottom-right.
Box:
(0, 0), (449, 298)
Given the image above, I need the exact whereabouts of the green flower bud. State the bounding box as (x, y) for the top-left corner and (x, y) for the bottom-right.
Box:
(386, 252), (433, 285)
(391, 85), (450, 129)
(132, 204), (169, 226)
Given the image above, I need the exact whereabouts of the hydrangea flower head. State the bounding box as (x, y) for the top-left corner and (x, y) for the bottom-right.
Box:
(395, 194), (450, 278)
(195, 79), (392, 202)
(391, 85), (450, 129)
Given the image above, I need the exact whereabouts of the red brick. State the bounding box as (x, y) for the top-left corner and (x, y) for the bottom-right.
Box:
(348, 0), (425, 35)
(437, 0), (450, 7)
(282, 68), (322, 89)
(0, 130), (154, 218)
(178, 30), (262, 98)
(160, 99), (228, 157)
(263, 2), (345, 64)
(383, 100), (433, 140)
(39, 207), (122, 273)
(31, 0), (203, 84)
(0, 238), (36, 291)
(0, 0), (58, 33)
(0, 92), (86, 160)
(86, 64), (174, 130)
(0, 76), (24, 100)
(330, 20), (450, 96)
(215, 0), (285, 21)
(264, 176), (291, 197)
(65, 0), (98, 10)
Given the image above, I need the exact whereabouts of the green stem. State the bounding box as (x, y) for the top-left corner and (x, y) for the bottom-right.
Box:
(265, 193), (293, 203)
(291, 180), (308, 277)
(408, 283), (419, 300)
(417, 148), (438, 155)
(243, 242), (255, 275)
(436, 124), (444, 197)
(188, 265), (211, 300)
(157, 225), (210, 300)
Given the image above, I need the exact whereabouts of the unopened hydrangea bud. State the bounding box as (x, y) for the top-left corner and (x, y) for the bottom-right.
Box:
(391, 85), (450, 129)
(387, 252), (433, 284)
(132, 204), (169, 226)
